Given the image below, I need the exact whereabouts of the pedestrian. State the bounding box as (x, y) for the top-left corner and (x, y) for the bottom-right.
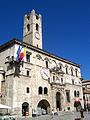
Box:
(80, 108), (84, 119)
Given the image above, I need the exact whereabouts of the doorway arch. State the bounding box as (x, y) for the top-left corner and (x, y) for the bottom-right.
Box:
(37, 99), (50, 114)
(22, 102), (29, 116)
(56, 92), (61, 111)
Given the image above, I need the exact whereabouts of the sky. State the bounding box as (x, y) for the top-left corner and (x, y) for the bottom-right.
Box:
(0, 0), (90, 80)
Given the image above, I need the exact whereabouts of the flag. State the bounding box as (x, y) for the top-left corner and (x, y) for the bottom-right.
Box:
(24, 48), (26, 56)
(16, 46), (26, 62)
(19, 47), (24, 62)
(16, 45), (21, 62)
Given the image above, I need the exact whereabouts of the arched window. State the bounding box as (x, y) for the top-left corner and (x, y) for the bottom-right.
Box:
(65, 65), (68, 74)
(38, 86), (42, 94)
(36, 15), (39, 20)
(44, 87), (48, 94)
(59, 63), (62, 70)
(27, 15), (30, 20)
(77, 91), (79, 97)
(53, 75), (55, 81)
(75, 69), (78, 77)
(60, 65), (62, 70)
(36, 24), (39, 31)
(66, 67), (68, 74)
(27, 24), (30, 31)
(74, 90), (76, 97)
(46, 61), (48, 68)
(71, 69), (73, 76)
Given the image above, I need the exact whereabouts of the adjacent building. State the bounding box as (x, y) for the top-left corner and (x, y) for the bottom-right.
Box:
(82, 80), (90, 111)
(0, 10), (84, 117)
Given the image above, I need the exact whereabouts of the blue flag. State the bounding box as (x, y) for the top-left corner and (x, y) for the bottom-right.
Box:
(16, 46), (21, 62)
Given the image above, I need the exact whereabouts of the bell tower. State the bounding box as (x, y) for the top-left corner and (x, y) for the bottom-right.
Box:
(23, 9), (42, 49)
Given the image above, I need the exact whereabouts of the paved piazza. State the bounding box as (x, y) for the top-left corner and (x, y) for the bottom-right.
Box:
(17, 111), (90, 120)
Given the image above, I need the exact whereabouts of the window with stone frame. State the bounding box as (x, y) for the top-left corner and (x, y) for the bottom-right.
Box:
(66, 90), (70, 102)
(36, 15), (39, 20)
(36, 23), (39, 31)
(74, 90), (77, 97)
(77, 91), (79, 97)
(27, 24), (30, 31)
(44, 87), (48, 94)
(27, 70), (29, 76)
(72, 79), (74, 85)
(61, 78), (63, 84)
(38, 86), (42, 94)
(75, 69), (78, 77)
(3, 73), (5, 80)
(66, 67), (68, 74)
(71, 69), (73, 76)
(26, 51), (31, 62)
(46, 61), (48, 68)
(53, 75), (55, 82)
(27, 15), (30, 20)
(26, 87), (29, 93)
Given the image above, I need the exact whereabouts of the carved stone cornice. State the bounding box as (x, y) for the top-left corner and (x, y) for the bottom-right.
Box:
(51, 83), (65, 92)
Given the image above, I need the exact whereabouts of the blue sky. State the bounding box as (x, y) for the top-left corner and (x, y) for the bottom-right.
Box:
(0, 0), (90, 80)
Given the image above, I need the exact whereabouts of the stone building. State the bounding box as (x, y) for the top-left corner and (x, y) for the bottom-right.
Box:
(82, 80), (90, 110)
(0, 10), (84, 117)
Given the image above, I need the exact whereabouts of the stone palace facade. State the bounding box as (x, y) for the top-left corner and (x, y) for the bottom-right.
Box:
(0, 10), (84, 117)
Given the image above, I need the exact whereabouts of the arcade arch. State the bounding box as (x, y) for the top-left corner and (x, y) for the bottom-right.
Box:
(37, 99), (50, 114)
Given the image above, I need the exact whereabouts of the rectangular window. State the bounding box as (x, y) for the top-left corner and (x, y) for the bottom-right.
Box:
(3, 73), (5, 80)
(26, 87), (29, 93)
(46, 61), (48, 68)
(77, 91), (79, 97)
(53, 76), (55, 81)
(26, 51), (31, 62)
(66, 90), (70, 102)
(27, 70), (29, 76)
(74, 91), (77, 97)
(75, 70), (78, 77)
(61, 78), (63, 84)
(36, 24), (39, 31)
(72, 79), (74, 85)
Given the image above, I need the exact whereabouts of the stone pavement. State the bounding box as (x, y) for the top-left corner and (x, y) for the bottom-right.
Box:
(16, 111), (90, 120)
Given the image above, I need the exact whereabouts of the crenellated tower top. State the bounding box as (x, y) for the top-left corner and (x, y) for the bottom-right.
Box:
(23, 9), (42, 49)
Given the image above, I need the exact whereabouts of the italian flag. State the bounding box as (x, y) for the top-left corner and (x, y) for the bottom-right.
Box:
(19, 47), (26, 62)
